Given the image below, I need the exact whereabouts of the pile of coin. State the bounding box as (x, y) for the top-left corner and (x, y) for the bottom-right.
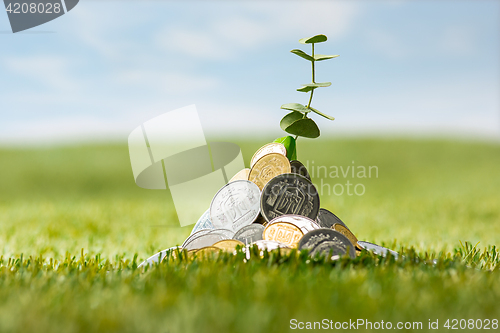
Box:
(139, 143), (399, 268)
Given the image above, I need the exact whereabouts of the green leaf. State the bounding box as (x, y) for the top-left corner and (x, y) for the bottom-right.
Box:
(299, 34), (327, 44)
(309, 107), (335, 121)
(296, 86), (316, 93)
(305, 82), (331, 88)
(280, 111), (303, 131)
(284, 118), (320, 138)
(281, 103), (335, 121)
(314, 54), (339, 61)
(281, 103), (309, 114)
(297, 82), (331, 92)
(273, 136), (297, 160)
(290, 49), (314, 61)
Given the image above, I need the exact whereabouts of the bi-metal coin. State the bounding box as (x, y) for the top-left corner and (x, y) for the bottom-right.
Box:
(248, 153), (291, 190)
(263, 222), (304, 248)
(290, 160), (311, 181)
(210, 180), (261, 232)
(182, 229), (212, 248)
(229, 168), (251, 182)
(138, 246), (181, 268)
(212, 239), (245, 252)
(332, 224), (359, 249)
(357, 241), (399, 259)
(250, 142), (287, 168)
(298, 228), (356, 259)
(233, 224), (265, 245)
(261, 173), (320, 223)
(268, 214), (320, 234)
(190, 208), (214, 235)
(316, 208), (349, 230)
(183, 232), (229, 251)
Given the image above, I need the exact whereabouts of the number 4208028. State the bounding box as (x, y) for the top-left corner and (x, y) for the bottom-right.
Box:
(6, 2), (62, 14)
(444, 319), (498, 330)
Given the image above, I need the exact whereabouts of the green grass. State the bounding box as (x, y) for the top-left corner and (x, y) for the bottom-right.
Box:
(1, 138), (500, 333)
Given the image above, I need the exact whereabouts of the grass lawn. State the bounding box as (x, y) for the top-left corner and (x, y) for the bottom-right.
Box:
(1, 137), (499, 332)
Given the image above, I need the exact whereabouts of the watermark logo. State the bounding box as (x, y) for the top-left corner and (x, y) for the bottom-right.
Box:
(3, 0), (79, 33)
(305, 160), (379, 196)
(128, 105), (244, 227)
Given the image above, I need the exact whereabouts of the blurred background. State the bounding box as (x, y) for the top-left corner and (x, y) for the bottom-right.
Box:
(0, 0), (499, 144)
(0, 0), (499, 259)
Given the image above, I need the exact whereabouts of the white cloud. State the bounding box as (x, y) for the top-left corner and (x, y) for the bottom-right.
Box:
(155, 2), (361, 59)
(3, 56), (81, 92)
(115, 70), (219, 94)
(158, 29), (230, 60)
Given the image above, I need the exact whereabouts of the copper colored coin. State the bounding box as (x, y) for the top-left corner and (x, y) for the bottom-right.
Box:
(263, 222), (304, 248)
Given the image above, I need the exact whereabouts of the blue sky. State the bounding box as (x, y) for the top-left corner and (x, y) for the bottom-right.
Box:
(0, 0), (499, 144)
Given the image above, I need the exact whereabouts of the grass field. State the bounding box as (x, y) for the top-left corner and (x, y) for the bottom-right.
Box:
(1, 138), (500, 333)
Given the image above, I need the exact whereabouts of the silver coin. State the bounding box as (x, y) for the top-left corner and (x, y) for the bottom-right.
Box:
(268, 214), (320, 234)
(248, 240), (290, 251)
(138, 246), (181, 268)
(298, 228), (356, 259)
(316, 208), (349, 230)
(357, 241), (399, 259)
(183, 233), (229, 251)
(190, 209), (214, 235)
(210, 180), (261, 232)
(208, 228), (235, 239)
(245, 240), (289, 259)
(261, 173), (320, 223)
(290, 160), (311, 181)
(182, 229), (212, 248)
(233, 224), (265, 245)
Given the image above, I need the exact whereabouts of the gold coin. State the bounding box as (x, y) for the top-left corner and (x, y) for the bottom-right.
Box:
(275, 247), (294, 256)
(193, 246), (222, 259)
(248, 153), (291, 190)
(212, 239), (245, 252)
(250, 143), (287, 168)
(332, 223), (358, 248)
(229, 168), (250, 182)
(263, 222), (304, 248)
(186, 249), (198, 260)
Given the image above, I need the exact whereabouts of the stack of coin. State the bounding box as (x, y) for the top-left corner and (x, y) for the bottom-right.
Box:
(138, 142), (399, 268)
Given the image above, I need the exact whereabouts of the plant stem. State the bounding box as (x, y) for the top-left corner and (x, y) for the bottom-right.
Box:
(306, 43), (315, 109)
(296, 44), (316, 143)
